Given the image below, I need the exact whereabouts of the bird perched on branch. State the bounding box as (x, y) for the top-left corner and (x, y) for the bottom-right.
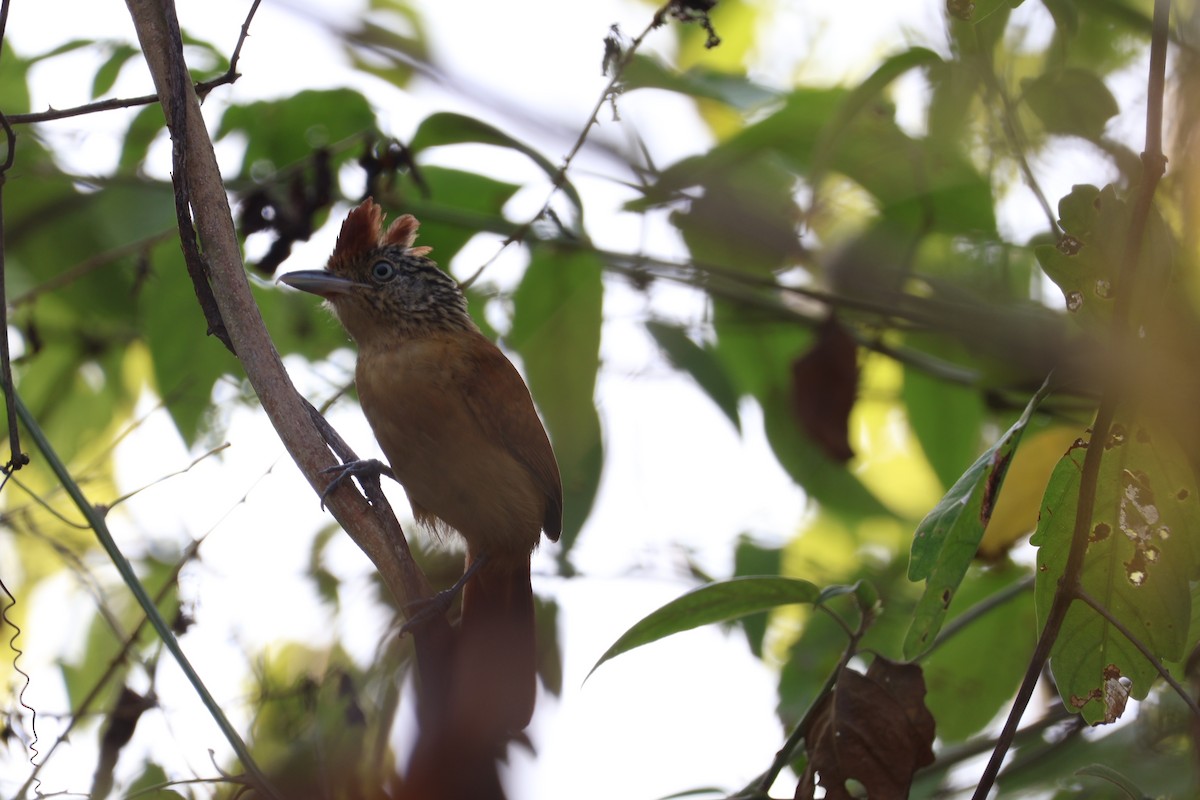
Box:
(280, 198), (562, 747)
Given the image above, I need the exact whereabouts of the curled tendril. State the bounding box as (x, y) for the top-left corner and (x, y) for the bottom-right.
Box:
(1, 575), (39, 779)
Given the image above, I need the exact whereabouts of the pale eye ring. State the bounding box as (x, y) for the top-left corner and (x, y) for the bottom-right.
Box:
(371, 260), (396, 282)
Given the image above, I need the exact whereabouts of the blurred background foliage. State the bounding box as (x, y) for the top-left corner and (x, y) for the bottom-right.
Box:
(2, 0), (1200, 797)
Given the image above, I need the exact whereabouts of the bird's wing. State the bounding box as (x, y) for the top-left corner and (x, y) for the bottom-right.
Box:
(462, 334), (564, 541)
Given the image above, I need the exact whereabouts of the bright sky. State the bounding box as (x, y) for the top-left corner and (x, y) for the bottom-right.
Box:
(0, 1), (1123, 798)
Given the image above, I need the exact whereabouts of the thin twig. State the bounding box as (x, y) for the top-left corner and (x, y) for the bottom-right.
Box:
(0, 109), (27, 474)
(0, 0), (28, 472)
(917, 575), (1035, 663)
(7, 0), (261, 126)
(14, 531), (208, 799)
(103, 442), (231, 510)
(971, 2), (1172, 795)
(459, 1), (675, 289)
(1075, 587), (1200, 719)
(11, 229), (175, 307)
(975, 27), (1060, 236)
(751, 598), (873, 794)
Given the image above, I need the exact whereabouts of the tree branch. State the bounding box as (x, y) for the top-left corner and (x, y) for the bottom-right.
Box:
(971, 1), (1173, 796)
(123, 0), (450, 785)
(8, 0), (261, 126)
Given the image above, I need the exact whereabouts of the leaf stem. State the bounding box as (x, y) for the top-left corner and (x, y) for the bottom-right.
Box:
(750, 601), (871, 795)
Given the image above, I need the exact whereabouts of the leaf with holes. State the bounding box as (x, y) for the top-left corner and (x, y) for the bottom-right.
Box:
(797, 658), (936, 800)
(903, 381), (1050, 658)
(1031, 421), (1198, 725)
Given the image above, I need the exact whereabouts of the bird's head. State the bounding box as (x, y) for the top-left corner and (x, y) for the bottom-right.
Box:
(279, 198), (475, 344)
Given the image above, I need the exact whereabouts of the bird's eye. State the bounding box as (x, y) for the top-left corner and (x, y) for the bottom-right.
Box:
(370, 260), (396, 282)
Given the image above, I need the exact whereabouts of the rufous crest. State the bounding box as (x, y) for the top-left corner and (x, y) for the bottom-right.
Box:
(328, 198), (432, 272)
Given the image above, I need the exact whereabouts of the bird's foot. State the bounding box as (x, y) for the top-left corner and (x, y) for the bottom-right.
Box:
(400, 555), (488, 636)
(318, 458), (394, 509)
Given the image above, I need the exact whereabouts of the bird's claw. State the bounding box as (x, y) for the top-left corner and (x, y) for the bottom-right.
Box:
(318, 458), (392, 509)
(398, 555), (488, 636)
(399, 588), (459, 636)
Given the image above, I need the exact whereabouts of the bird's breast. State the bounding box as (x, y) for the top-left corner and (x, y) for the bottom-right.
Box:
(355, 335), (546, 556)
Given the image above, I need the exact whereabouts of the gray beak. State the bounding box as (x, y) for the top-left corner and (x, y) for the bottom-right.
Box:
(277, 270), (361, 298)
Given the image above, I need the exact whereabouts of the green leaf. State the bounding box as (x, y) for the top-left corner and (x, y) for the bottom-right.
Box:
(622, 53), (779, 109)
(712, 298), (810, 399)
(119, 105), (168, 173)
(948, 0), (1021, 24)
(343, 10), (429, 90)
(508, 246), (603, 557)
(1075, 764), (1152, 800)
(649, 73), (994, 238)
(646, 320), (740, 431)
(921, 565), (1036, 741)
(903, 379), (1050, 659)
(588, 577), (823, 679)
(217, 89), (377, 176)
(0, 47), (31, 111)
(409, 112), (582, 217)
(1023, 68), (1119, 140)
(808, 47), (944, 185)
(91, 43), (139, 98)
(385, 165), (520, 267)
(732, 536), (783, 656)
(903, 351), (985, 491)
(1035, 184), (1176, 332)
(712, 299), (888, 517)
(140, 247), (239, 444)
(670, 150), (802, 275)
(1032, 421), (1198, 724)
(761, 386), (891, 518)
(126, 761), (186, 799)
(535, 595), (563, 697)
(29, 38), (95, 62)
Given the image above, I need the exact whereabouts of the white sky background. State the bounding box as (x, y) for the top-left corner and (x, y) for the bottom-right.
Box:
(0, 0), (1138, 798)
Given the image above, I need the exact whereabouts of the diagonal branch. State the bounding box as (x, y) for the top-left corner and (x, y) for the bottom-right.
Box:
(971, 1), (1173, 796)
(123, 0), (455, 784)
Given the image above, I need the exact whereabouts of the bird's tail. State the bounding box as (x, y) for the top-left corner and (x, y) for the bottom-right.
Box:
(457, 553), (538, 737)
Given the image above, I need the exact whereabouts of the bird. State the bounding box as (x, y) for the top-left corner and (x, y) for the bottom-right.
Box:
(279, 198), (562, 743)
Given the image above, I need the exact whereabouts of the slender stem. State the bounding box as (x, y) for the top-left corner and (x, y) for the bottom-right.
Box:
(1075, 587), (1200, 719)
(975, 27), (1059, 235)
(0, 0), (26, 471)
(13, 535), (205, 799)
(7, 0), (261, 126)
(7, 389), (280, 799)
(459, 0), (675, 288)
(972, 2), (1172, 796)
(917, 575), (1035, 663)
(751, 604), (871, 794)
(0, 110), (26, 474)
